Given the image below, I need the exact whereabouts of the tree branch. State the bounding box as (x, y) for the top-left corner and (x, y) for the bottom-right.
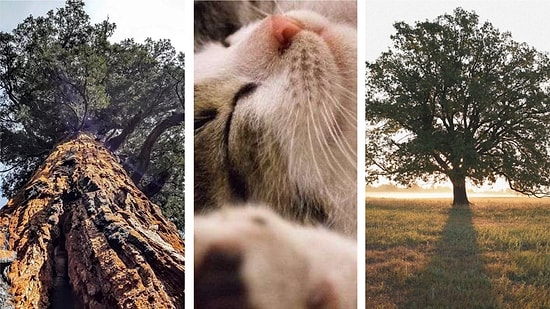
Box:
(130, 112), (183, 184)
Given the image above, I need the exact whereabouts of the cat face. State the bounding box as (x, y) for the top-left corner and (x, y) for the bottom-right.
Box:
(195, 9), (357, 235)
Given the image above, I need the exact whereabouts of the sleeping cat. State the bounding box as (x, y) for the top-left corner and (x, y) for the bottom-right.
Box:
(194, 1), (357, 307)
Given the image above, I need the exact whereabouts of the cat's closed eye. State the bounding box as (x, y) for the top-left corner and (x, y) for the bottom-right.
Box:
(233, 83), (258, 104)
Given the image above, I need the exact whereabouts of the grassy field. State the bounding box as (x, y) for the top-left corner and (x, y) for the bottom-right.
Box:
(366, 197), (550, 309)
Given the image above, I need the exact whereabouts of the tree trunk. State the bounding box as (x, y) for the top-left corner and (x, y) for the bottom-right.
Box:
(451, 176), (470, 206)
(0, 133), (184, 309)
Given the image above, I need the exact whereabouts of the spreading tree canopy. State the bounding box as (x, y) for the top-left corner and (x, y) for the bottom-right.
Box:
(0, 0), (184, 227)
(366, 8), (550, 205)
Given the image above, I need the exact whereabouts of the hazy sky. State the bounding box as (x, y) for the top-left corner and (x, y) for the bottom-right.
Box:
(366, 0), (550, 61)
(0, 0), (185, 51)
(85, 0), (185, 52)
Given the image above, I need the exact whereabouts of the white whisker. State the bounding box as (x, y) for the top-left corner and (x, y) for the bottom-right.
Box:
(317, 94), (356, 182)
(248, 2), (270, 18)
(273, 0), (285, 15)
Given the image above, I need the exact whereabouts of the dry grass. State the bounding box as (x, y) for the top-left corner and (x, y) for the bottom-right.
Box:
(366, 197), (550, 309)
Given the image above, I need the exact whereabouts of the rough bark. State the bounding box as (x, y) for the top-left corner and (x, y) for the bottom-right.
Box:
(451, 176), (470, 206)
(0, 133), (184, 309)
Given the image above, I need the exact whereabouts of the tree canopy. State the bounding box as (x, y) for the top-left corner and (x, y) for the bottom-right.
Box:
(0, 0), (184, 227)
(366, 8), (550, 205)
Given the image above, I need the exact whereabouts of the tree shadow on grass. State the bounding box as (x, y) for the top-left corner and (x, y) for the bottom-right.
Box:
(400, 205), (497, 309)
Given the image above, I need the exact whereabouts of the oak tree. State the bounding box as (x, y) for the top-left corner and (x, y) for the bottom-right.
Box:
(366, 8), (550, 205)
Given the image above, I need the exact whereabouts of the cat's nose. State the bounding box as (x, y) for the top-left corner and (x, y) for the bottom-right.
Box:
(271, 15), (302, 46)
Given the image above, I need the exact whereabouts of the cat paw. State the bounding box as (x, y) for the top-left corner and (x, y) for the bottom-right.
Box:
(194, 206), (357, 309)
(195, 246), (247, 309)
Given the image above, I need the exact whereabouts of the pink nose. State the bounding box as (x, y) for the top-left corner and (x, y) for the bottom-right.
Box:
(271, 15), (302, 46)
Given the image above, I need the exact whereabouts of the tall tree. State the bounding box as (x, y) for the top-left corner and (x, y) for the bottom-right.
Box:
(0, 133), (184, 308)
(0, 0), (184, 226)
(366, 8), (550, 205)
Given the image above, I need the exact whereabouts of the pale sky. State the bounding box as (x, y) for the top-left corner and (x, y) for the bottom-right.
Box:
(366, 0), (550, 61)
(0, 0), (186, 206)
(85, 0), (185, 52)
(0, 0), (185, 50)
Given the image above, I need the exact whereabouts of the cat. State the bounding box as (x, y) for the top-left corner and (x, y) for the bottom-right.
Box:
(194, 1), (357, 307)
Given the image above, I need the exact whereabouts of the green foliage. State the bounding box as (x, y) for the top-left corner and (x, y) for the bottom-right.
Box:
(366, 8), (550, 198)
(0, 0), (184, 228)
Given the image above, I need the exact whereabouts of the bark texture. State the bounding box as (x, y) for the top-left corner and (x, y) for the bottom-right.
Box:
(0, 133), (184, 308)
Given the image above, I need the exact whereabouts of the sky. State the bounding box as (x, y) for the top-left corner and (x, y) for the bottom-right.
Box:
(85, 0), (185, 52)
(0, 0), (186, 207)
(366, 0), (550, 61)
(0, 0), (185, 51)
